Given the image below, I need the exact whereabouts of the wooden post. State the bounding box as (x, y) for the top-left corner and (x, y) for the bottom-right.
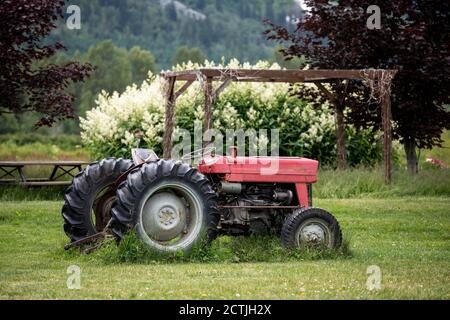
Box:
(381, 80), (393, 185)
(204, 77), (213, 146)
(163, 77), (176, 159)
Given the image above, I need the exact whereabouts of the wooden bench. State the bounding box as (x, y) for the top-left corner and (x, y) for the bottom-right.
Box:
(0, 161), (90, 187)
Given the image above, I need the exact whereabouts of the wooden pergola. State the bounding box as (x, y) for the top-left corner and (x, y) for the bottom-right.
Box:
(161, 69), (398, 184)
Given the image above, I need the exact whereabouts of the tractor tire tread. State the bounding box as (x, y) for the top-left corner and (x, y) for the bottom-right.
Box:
(62, 158), (134, 242)
(111, 159), (220, 242)
(281, 207), (342, 248)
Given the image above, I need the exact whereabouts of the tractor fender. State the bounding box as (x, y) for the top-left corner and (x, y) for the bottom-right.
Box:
(114, 149), (161, 187)
(114, 163), (145, 188)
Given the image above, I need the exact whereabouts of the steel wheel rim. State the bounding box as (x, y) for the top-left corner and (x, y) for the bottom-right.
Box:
(91, 186), (115, 232)
(295, 218), (331, 248)
(137, 182), (203, 252)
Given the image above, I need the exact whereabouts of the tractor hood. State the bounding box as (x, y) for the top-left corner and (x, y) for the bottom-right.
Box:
(198, 155), (318, 184)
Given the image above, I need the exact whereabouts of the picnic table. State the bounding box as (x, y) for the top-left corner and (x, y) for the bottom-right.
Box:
(0, 161), (90, 186)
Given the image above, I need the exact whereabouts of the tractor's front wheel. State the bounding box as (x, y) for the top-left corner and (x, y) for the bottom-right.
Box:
(111, 160), (219, 253)
(281, 208), (342, 249)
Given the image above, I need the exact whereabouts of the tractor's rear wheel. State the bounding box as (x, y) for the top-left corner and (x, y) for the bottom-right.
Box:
(281, 207), (342, 249)
(62, 158), (134, 242)
(111, 160), (219, 253)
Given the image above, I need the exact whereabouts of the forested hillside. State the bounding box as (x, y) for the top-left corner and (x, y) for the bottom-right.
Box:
(54, 0), (302, 69)
(1, 0), (304, 134)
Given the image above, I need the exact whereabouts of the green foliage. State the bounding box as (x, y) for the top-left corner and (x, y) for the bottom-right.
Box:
(76, 40), (156, 116)
(345, 126), (383, 167)
(172, 46), (207, 66)
(57, 0), (299, 69)
(129, 46), (157, 85)
(0, 108), (83, 135)
(270, 45), (306, 69)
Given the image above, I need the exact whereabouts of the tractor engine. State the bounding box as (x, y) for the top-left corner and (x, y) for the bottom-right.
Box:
(217, 182), (294, 236)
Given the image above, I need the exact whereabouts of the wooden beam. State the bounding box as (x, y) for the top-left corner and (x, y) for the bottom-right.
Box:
(161, 68), (393, 83)
(174, 80), (194, 99)
(212, 77), (234, 103)
(314, 82), (338, 104)
(162, 77), (176, 159)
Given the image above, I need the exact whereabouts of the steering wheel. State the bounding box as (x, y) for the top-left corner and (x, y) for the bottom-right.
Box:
(181, 146), (216, 162)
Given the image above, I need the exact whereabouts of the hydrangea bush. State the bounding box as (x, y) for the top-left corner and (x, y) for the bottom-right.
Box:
(80, 60), (382, 166)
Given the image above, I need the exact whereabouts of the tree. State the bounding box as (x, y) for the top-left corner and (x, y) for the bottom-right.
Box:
(75, 41), (157, 115)
(0, 0), (92, 126)
(270, 45), (306, 69)
(78, 40), (132, 115)
(172, 46), (207, 66)
(129, 46), (156, 84)
(265, 0), (450, 173)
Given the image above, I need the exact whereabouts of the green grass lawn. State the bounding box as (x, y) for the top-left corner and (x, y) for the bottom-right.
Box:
(0, 198), (449, 300)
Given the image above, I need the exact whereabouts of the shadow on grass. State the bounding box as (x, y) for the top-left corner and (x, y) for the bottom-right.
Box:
(84, 231), (353, 265)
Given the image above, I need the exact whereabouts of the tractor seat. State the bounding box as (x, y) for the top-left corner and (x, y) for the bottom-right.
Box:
(131, 148), (159, 165)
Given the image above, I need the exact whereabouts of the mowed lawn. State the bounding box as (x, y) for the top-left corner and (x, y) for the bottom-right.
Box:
(0, 198), (449, 300)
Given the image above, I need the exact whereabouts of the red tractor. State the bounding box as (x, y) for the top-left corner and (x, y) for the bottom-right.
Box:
(62, 147), (342, 253)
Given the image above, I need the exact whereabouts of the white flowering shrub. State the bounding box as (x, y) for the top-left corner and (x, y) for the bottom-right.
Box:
(80, 60), (381, 165)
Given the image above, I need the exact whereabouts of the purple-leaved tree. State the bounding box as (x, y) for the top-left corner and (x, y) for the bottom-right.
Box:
(265, 0), (450, 173)
(0, 0), (92, 127)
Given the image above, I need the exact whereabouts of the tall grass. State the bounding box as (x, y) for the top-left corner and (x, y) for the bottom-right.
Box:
(315, 167), (450, 198)
(93, 232), (352, 264)
(0, 186), (67, 201)
(0, 141), (89, 161)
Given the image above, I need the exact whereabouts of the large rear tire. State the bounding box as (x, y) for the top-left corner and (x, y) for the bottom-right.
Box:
(62, 158), (134, 242)
(111, 159), (219, 253)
